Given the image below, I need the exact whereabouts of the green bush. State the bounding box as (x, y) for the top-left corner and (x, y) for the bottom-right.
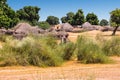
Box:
(0, 36), (63, 67)
(76, 36), (109, 64)
(102, 37), (120, 56)
(37, 21), (50, 30)
(61, 42), (76, 60)
(0, 34), (7, 42)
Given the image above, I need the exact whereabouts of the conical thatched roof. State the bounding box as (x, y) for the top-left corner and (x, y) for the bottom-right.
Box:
(30, 26), (45, 34)
(82, 22), (96, 31)
(61, 23), (74, 32)
(14, 23), (45, 34)
(82, 22), (92, 28)
(14, 23), (31, 34)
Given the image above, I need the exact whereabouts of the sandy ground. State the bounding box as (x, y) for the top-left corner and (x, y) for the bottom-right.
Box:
(68, 30), (120, 42)
(0, 31), (120, 80)
(0, 57), (120, 80)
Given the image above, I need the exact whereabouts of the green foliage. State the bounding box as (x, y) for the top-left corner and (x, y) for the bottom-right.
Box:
(110, 8), (120, 27)
(61, 12), (74, 25)
(61, 16), (67, 23)
(0, 1), (19, 28)
(46, 16), (59, 25)
(16, 6), (40, 26)
(102, 37), (120, 56)
(86, 13), (99, 25)
(0, 36), (63, 67)
(110, 8), (120, 35)
(73, 9), (85, 25)
(0, 10), (11, 28)
(0, 34), (7, 42)
(100, 19), (109, 26)
(37, 21), (50, 30)
(61, 42), (76, 60)
(76, 36), (109, 64)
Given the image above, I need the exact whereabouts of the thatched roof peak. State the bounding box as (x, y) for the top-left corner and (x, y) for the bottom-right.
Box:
(82, 22), (92, 27)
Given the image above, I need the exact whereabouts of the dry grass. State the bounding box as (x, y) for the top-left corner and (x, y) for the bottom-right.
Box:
(68, 30), (120, 42)
(1, 30), (120, 80)
(0, 56), (120, 80)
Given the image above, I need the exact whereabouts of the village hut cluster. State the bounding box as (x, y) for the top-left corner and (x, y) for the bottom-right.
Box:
(0, 22), (120, 43)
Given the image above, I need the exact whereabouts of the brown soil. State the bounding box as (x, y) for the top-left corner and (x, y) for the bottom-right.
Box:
(1, 31), (120, 80)
(0, 57), (120, 80)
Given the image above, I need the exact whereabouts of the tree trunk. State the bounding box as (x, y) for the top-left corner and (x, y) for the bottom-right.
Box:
(112, 26), (119, 36)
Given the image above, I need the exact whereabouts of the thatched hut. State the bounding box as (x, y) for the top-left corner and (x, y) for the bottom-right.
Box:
(14, 23), (32, 34)
(13, 23), (45, 39)
(82, 22), (95, 31)
(61, 23), (74, 32)
(54, 23), (73, 32)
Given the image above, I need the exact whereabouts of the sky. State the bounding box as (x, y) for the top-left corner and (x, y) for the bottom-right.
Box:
(7, 0), (120, 22)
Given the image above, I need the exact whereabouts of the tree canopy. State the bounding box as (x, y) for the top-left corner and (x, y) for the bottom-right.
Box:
(110, 8), (120, 35)
(37, 21), (50, 30)
(86, 13), (99, 25)
(100, 19), (109, 26)
(73, 9), (85, 25)
(61, 12), (74, 25)
(16, 6), (40, 26)
(0, 0), (19, 28)
(46, 16), (59, 25)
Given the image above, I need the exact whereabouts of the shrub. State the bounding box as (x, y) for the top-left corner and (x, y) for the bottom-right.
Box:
(0, 34), (7, 42)
(100, 19), (109, 26)
(62, 42), (76, 60)
(102, 37), (120, 56)
(0, 36), (63, 67)
(76, 36), (109, 64)
(37, 21), (50, 30)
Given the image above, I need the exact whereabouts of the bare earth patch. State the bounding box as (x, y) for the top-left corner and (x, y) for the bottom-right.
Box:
(0, 57), (120, 80)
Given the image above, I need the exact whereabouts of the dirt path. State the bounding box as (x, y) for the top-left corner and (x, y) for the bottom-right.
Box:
(0, 57), (120, 80)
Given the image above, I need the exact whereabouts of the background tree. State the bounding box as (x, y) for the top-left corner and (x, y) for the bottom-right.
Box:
(17, 6), (40, 26)
(86, 13), (99, 25)
(110, 8), (120, 35)
(46, 16), (59, 25)
(0, 0), (19, 28)
(73, 9), (85, 25)
(61, 16), (67, 23)
(37, 21), (50, 30)
(61, 12), (74, 25)
(100, 19), (109, 26)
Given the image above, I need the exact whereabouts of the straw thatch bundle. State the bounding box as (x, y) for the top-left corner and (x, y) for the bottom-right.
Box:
(82, 22), (96, 31)
(61, 23), (74, 32)
(14, 23), (32, 34)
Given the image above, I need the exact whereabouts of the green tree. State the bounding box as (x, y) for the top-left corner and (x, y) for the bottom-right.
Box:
(61, 16), (67, 23)
(61, 12), (74, 25)
(100, 19), (109, 26)
(73, 9), (85, 25)
(37, 21), (50, 30)
(17, 6), (40, 26)
(46, 16), (59, 25)
(86, 13), (99, 25)
(0, 0), (19, 28)
(110, 9), (120, 35)
(0, 9), (11, 28)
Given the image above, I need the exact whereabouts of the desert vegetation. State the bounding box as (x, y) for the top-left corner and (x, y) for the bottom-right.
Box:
(1, 32), (120, 67)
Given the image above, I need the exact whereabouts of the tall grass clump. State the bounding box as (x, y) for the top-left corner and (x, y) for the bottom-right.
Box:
(56, 42), (76, 60)
(0, 34), (7, 42)
(0, 36), (63, 67)
(75, 36), (109, 64)
(102, 37), (120, 56)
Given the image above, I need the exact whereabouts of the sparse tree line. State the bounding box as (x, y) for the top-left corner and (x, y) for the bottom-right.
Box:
(0, 0), (120, 35)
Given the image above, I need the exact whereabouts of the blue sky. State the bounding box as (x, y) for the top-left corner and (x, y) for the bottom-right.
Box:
(7, 0), (120, 21)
